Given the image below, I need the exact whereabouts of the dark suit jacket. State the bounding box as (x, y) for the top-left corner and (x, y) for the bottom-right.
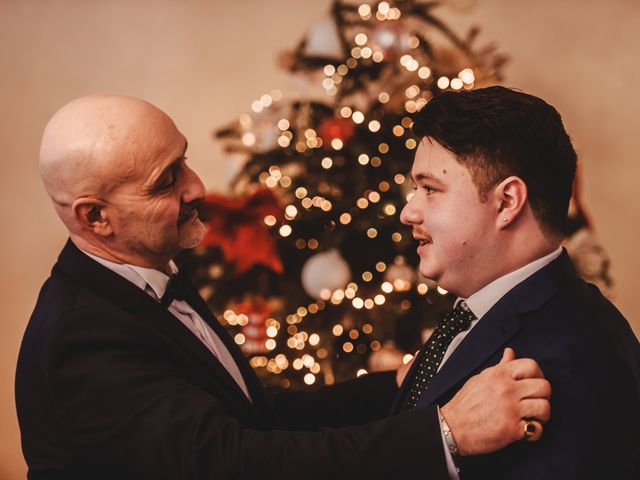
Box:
(393, 250), (640, 479)
(16, 240), (448, 480)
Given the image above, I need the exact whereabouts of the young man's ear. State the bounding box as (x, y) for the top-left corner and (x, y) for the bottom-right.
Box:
(494, 176), (528, 230)
(72, 198), (113, 236)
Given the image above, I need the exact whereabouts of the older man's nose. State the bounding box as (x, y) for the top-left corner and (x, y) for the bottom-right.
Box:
(182, 164), (205, 204)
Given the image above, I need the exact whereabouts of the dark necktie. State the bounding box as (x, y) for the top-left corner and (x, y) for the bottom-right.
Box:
(161, 270), (193, 307)
(403, 301), (476, 410)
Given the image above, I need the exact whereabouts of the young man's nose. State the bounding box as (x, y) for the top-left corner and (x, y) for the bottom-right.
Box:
(400, 199), (420, 225)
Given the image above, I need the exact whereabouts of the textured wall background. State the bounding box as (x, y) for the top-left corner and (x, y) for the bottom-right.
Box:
(1, 1), (638, 477)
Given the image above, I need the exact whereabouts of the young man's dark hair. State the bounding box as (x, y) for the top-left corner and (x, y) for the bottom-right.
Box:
(412, 86), (577, 234)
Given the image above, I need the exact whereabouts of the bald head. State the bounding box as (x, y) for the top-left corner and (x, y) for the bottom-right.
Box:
(39, 95), (177, 222)
(39, 94), (204, 268)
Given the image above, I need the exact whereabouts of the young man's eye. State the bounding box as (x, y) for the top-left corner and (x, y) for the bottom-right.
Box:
(418, 184), (436, 195)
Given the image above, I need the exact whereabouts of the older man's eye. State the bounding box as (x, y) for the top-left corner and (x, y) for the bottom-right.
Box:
(159, 163), (184, 189)
(159, 175), (175, 189)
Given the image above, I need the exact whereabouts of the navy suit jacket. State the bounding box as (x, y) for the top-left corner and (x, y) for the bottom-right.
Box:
(393, 250), (640, 479)
(16, 240), (449, 480)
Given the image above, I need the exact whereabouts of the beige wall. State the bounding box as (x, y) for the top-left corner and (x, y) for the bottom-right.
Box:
(1, 0), (638, 477)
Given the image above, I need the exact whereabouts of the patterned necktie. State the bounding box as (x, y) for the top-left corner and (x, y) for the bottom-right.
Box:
(404, 301), (476, 410)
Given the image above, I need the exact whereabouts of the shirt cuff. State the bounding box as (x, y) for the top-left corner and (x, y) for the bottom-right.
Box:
(438, 405), (461, 480)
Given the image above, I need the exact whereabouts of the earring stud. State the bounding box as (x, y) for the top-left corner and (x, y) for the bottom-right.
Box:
(502, 217), (508, 222)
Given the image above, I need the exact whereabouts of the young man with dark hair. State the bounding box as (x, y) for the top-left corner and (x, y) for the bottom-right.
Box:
(395, 86), (640, 479)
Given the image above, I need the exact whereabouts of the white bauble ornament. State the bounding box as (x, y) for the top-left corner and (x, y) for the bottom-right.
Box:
(252, 122), (280, 151)
(385, 255), (414, 292)
(370, 21), (412, 58)
(373, 26), (408, 51)
(304, 16), (343, 59)
(301, 249), (351, 299)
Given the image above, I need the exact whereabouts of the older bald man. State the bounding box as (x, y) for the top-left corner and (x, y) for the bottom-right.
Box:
(16, 95), (551, 480)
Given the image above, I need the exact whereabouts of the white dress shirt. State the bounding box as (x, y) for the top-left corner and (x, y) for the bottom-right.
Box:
(82, 250), (252, 401)
(439, 247), (563, 479)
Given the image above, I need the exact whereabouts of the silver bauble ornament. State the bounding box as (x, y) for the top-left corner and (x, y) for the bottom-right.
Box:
(304, 16), (343, 59)
(385, 255), (414, 292)
(370, 21), (412, 58)
(301, 249), (351, 299)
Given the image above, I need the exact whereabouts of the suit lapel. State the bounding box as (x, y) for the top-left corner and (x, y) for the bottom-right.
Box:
(55, 240), (257, 413)
(389, 339), (433, 414)
(413, 250), (579, 409)
(182, 285), (272, 414)
(416, 297), (521, 407)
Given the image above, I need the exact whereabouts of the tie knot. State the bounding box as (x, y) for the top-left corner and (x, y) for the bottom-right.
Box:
(161, 270), (192, 307)
(401, 299), (476, 411)
(443, 300), (476, 332)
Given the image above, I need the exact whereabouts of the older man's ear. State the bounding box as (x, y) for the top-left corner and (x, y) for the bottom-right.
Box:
(72, 199), (113, 237)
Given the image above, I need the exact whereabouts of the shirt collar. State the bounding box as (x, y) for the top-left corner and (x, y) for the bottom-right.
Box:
(80, 249), (178, 300)
(461, 246), (563, 319)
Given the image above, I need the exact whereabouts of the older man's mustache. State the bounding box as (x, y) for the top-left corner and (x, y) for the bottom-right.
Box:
(177, 201), (201, 225)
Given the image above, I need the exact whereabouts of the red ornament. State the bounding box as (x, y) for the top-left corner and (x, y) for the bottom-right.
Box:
(319, 117), (355, 143)
(233, 297), (272, 354)
(198, 188), (284, 274)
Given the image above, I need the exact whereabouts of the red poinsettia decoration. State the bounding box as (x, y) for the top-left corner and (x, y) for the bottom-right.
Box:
(198, 188), (284, 274)
(319, 116), (355, 143)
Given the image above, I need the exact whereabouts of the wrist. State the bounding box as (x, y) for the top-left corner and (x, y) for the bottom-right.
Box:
(440, 403), (468, 456)
(440, 409), (460, 458)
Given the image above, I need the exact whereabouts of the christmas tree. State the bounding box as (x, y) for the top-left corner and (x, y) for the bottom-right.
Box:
(180, 0), (508, 390)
